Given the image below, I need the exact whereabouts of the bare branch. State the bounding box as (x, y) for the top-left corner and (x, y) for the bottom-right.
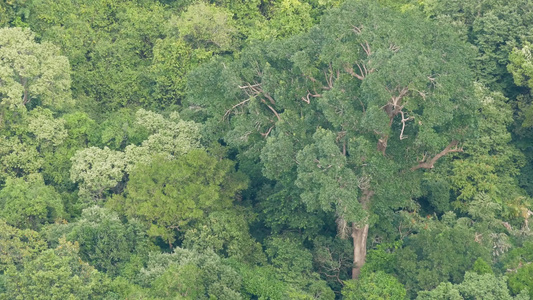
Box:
(474, 232), (483, 244)
(502, 222), (512, 231)
(382, 86), (410, 130)
(301, 90), (322, 104)
(239, 82), (276, 104)
(264, 94), (276, 105)
(399, 110), (414, 140)
(411, 140), (463, 171)
(324, 68), (334, 90)
(238, 83), (261, 89)
(390, 86), (409, 110)
(377, 136), (388, 155)
(223, 98), (252, 120)
(260, 126), (274, 138)
(361, 41), (372, 56)
(344, 62), (375, 81)
(352, 25), (363, 34)
(261, 99), (281, 121)
(358, 98), (366, 113)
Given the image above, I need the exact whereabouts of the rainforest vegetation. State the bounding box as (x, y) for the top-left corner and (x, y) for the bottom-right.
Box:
(1, 0), (533, 298)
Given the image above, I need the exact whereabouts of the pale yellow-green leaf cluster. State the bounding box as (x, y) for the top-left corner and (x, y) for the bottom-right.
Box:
(27, 108), (68, 146)
(0, 27), (72, 110)
(70, 109), (202, 201)
(70, 147), (127, 201)
(124, 109), (202, 170)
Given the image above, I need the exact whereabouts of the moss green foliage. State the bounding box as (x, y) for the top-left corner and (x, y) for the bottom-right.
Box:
(342, 271), (406, 300)
(183, 209), (266, 264)
(417, 272), (529, 300)
(0, 176), (64, 230)
(43, 206), (151, 277)
(109, 150), (248, 245)
(2, 238), (112, 299)
(138, 247), (243, 299)
(2, 0), (533, 298)
(0, 220), (47, 273)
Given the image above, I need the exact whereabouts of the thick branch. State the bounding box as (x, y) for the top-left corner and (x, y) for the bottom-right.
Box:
(377, 135), (388, 156)
(324, 66), (339, 90)
(383, 86), (409, 121)
(411, 140), (463, 171)
(373, 86), (412, 155)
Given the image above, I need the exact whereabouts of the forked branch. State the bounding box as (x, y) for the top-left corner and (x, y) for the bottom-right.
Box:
(260, 126), (274, 138)
(304, 65), (339, 91)
(352, 25), (363, 34)
(324, 66), (339, 90)
(301, 90), (322, 104)
(345, 63), (375, 81)
(239, 82), (276, 104)
(360, 41), (372, 56)
(399, 111), (414, 140)
(411, 140), (463, 171)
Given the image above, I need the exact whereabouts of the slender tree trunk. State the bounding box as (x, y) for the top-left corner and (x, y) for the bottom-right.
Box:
(351, 223), (369, 279)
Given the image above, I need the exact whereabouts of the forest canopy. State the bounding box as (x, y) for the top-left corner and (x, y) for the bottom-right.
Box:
(1, 0), (533, 299)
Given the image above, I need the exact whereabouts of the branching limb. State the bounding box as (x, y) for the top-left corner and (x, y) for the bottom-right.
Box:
(260, 126), (274, 138)
(411, 140), (463, 171)
(324, 65), (339, 90)
(344, 62), (375, 81)
(301, 90), (322, 104)
(361, 41), (372, 56)
(352, 25), (363, 34)
(389, 43), (400, 52)
(223, 98), (252, 120)
(399, 110), (414, 140)
(239, 82), (276, 104)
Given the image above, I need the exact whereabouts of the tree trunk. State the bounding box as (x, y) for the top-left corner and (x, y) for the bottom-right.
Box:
(351, 223), (369, 280)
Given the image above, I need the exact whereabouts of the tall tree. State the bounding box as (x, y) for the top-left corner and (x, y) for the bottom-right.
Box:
(188, 0), (478, 278)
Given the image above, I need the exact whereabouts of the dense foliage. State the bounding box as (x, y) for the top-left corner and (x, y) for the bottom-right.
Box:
(1, 0), (533, 299)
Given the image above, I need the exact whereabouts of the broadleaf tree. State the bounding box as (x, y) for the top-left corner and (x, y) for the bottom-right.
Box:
(188, 0), (478, 278)
(0, 27), (71, 110)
